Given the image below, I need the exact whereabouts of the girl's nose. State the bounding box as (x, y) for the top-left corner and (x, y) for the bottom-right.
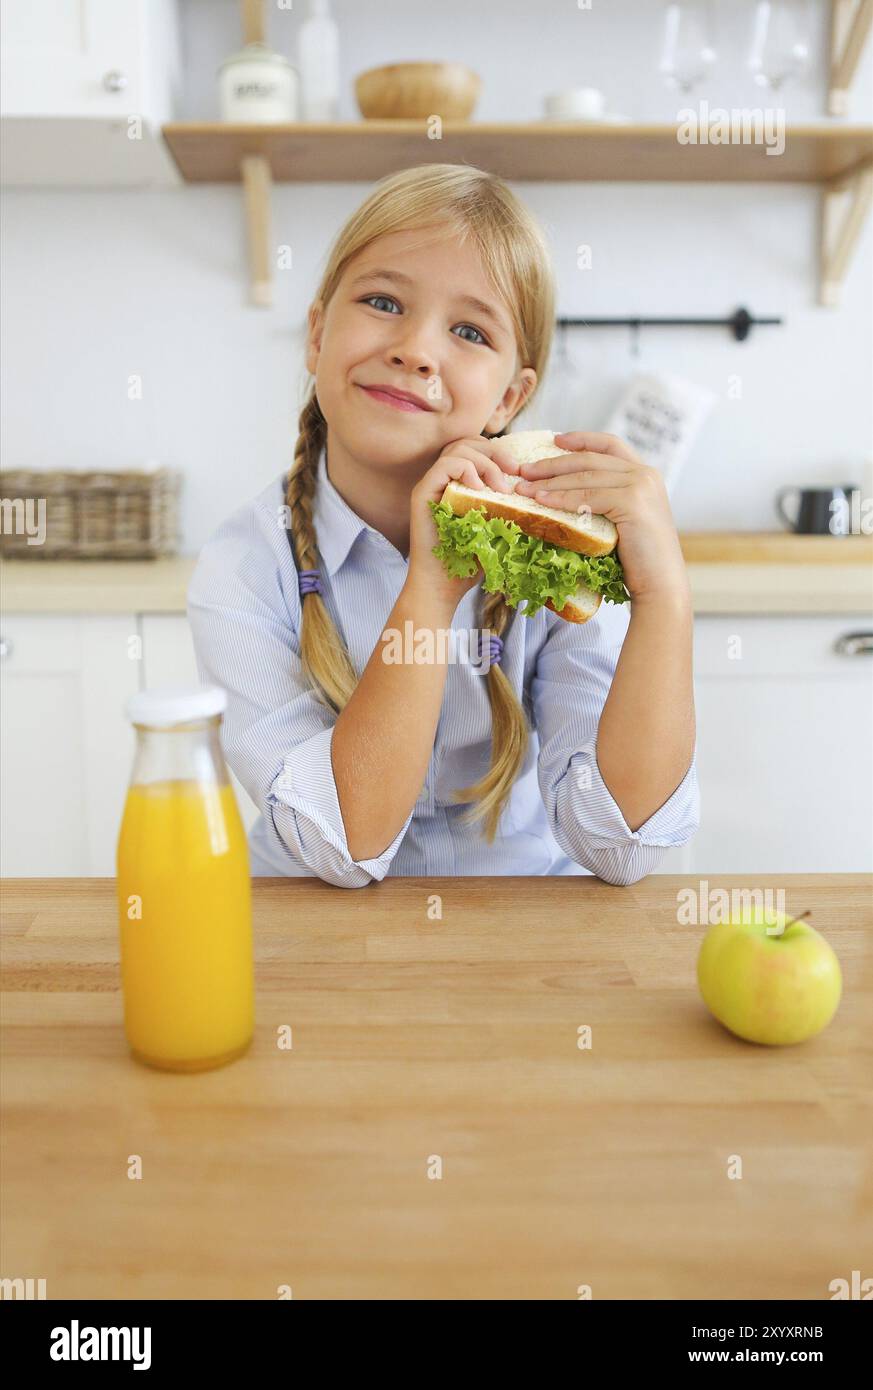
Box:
(389, 337), (439, 375)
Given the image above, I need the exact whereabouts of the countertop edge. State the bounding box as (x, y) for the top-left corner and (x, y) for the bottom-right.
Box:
(1, 557), (872, 617)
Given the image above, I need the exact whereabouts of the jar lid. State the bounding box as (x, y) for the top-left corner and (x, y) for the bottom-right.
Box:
(218, 42), (294, 73)
(125, 684), (227, 727)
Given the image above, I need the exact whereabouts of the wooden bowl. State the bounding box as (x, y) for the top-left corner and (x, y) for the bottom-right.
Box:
(355, 62), (481, 120)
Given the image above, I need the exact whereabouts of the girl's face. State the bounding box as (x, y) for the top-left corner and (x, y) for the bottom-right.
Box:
(306, 226), (537, 470)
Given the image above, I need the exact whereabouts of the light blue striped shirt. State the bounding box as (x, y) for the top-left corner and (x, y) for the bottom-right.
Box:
(187, 448), (700, 886)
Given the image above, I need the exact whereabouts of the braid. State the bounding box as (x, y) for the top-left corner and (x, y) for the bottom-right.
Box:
(449, 587), (531, 844)
(285, 392), (359, 713)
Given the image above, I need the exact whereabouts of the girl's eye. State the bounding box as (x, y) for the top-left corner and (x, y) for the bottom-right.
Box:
(361, 294), (400, 314)
(453, 323), (488, 345)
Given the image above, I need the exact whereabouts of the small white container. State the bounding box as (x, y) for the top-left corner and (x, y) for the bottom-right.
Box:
(219, 42), (298, 123)
(544, 87), (606, 120)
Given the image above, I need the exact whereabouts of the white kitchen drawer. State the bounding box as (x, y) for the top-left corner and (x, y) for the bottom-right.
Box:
(0, 614), (83, 670)
(694, 614), (873, 677)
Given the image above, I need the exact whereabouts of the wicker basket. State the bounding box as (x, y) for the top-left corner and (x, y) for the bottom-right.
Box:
(0, 467), (181, 559)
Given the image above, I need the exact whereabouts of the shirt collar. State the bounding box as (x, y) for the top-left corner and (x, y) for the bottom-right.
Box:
(311, 446), (394, 578)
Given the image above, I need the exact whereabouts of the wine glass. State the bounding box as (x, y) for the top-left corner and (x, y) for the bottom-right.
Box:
(659, 2), (718, 95)
(747, 0), (812, 91)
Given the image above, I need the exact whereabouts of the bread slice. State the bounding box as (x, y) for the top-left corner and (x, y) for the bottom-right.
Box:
(544, 586), (602, 624)
(439, 477), (617, 557)
(499, 429), (575, 467)
(441, 428), (618, 555)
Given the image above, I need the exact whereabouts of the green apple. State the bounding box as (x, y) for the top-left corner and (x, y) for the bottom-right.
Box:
(697, 909), (842, 1046)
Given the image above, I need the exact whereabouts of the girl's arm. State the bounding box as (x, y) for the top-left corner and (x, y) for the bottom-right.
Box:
(331, 582), (456, 862)
(594, 586), (695, 831)
(514, 428), (696, 835)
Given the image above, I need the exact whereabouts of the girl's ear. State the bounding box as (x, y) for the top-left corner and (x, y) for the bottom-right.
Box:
(485, 365), (537, 434)
(305, 300), (325, 374)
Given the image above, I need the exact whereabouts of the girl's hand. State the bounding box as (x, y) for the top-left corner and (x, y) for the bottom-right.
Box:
(513, 430), (690, 603)
(406, 435), (521, 613)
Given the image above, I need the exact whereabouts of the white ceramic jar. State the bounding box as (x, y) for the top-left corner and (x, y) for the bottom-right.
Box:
(544, 87), (606, 120)
(218, 42), (298, 122)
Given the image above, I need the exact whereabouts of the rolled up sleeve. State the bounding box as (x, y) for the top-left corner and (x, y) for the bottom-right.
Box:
(186, 503), (412, 887)
(532, 600), (700, 887)
(269, 726), (412, 886)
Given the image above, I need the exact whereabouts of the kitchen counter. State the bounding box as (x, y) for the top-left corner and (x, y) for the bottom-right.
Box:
(2, 534), (871, 615)
(1, 874), (870, 1300)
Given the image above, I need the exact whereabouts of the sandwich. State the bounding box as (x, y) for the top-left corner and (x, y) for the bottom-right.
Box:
(428, 430), (629, 623)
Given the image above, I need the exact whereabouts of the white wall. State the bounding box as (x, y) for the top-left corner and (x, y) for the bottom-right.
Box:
(1, 0), (871, 551)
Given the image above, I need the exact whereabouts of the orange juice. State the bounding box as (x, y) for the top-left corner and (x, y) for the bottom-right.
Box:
(117, 778), (254, 1071)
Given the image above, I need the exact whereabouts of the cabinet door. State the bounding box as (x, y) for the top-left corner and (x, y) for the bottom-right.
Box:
(0, 0), (180, 186)
(691, 616), (873, 873)
(140, 614), (261, 835)
(1, 0), (148, 117)
(0, 614), (139, 875)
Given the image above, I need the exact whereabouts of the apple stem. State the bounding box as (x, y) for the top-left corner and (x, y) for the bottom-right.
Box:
(794, 909), (812, 922)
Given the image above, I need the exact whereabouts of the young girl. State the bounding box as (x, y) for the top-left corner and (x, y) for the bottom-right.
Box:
(187, 163), (699, 886)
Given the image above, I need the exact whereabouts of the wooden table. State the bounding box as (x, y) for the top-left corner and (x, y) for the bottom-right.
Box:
(1, 875), (870, 1301)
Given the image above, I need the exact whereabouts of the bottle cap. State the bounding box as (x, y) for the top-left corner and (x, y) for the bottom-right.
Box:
(125, 685), (227, 728)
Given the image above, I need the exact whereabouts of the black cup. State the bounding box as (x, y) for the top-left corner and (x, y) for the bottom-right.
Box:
(775, 485), (860, 535)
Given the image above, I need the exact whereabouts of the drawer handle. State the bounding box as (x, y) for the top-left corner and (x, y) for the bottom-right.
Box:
(833, 631), (873, 656)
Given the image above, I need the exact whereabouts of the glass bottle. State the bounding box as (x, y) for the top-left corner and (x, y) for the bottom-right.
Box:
(116, 685), (254, 1071)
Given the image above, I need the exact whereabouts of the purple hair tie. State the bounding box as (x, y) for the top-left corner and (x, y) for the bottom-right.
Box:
(299, 568), (323, 596)
(487, 635), (504, 666)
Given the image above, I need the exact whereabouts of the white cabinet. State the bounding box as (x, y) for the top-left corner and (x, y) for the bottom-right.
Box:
(0, 0), (180, 186)
(1, 0), (176, 119)
(0, 613), (140, 875)
(691, 615), (873, 873)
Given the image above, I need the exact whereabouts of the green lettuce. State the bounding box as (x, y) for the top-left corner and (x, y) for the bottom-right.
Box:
(428, 499), (630, 619)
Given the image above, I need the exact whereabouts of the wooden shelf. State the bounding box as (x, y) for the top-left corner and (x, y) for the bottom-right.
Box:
(162, 120), (873, 185)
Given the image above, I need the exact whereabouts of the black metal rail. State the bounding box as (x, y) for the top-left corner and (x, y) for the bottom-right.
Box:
(556, 306), (783, 342)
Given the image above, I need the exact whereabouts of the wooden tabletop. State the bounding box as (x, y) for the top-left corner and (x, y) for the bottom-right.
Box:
(1, 875), (870, 1301)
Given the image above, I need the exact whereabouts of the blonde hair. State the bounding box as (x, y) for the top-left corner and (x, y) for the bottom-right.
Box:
(287, 163), (556, 843)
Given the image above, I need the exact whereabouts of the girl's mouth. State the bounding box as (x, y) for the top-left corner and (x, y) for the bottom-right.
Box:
(358, 385), (431, 413)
